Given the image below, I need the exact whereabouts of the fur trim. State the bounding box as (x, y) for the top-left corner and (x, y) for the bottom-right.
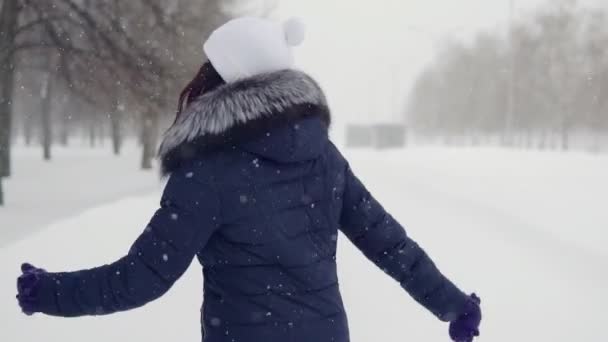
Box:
(158, 69), (328, 162)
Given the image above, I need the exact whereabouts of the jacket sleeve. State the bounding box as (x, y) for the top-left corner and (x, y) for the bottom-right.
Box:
(34, 168), (221, 317)
(338, 154), (468, 322)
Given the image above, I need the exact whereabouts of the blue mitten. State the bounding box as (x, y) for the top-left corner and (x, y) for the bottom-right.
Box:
(449, 293), (482, 342)
(16, 263), (47, 315)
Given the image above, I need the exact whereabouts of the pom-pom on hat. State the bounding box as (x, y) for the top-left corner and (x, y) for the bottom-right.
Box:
(203, 17), (306, 83)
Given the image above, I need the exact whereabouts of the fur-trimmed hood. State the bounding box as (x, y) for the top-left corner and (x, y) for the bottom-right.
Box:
(158, 69), (331, 174)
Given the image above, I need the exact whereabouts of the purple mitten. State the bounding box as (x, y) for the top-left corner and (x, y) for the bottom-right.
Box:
(449, 293), (481, 342)
(16, 263), (47, 315)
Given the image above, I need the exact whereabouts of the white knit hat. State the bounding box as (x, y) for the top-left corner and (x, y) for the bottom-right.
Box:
(203, 17), (306, 83)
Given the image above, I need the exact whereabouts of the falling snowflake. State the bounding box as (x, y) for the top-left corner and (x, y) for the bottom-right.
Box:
(210, 317), (222, 326)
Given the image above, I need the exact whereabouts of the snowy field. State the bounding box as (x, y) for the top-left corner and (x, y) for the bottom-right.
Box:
(0, 143), (163, 247)
(1, 147), (607, 341)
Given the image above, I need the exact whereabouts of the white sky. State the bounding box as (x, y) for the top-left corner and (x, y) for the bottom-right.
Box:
(276, 0), (607, 123)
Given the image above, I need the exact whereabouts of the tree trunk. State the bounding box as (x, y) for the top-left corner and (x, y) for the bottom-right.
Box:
(538, 131), (546, 150)
(516, 131), (525, 149)
(24, 113), (34, 146)
(109, 99), (122, 155)
(60, 110), (70, 147)
(471, 132), (480, 146)
(138, 120), (145, 147)
(141, 109), (159, 170)
(512, 132), (520, 148)
(89, 119), (97, 148)
(590, 129), (602, 154)
(560, 123), (569, 151)
(41, 71), (53, 161)
(0, 176), (4, 206)
(524, 130), (533, 149)
(99, 122), (105, 147)
(0, 0), (19, 178)
(110, 113), (121, 155)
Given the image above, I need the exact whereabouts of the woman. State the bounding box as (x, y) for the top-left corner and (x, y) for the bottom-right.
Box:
(16, 17), (481, 342)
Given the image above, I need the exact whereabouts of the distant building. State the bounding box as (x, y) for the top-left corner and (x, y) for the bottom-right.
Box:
(345, 124), (374, 148)
(345, 123), (407, 149)
(372, 124), (407, 149)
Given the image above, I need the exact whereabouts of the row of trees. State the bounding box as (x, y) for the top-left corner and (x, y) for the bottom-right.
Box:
(0, 0), (278, 206)
(407, 0), (608, 151)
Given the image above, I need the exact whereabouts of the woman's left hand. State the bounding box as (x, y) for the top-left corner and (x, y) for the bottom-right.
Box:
(16, 263), (47, 316)
(449, 293), (482, 342)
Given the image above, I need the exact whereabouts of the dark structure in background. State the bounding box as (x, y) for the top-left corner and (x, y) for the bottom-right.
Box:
(373, 124), (407, 149)
(346, 124), (407, 149)
(345, 124), (374, 148)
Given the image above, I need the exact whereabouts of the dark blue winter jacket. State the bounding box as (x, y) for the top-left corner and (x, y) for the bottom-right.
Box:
(32, 70), (469, 342)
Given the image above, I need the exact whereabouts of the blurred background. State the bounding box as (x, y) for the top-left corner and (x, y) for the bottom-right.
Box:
(0, 0), (607, 341)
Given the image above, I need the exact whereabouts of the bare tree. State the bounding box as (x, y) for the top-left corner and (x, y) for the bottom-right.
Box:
(0, 0), (19, 178)
(39, 53), (56, 160)
(1, 0), (279, 205)
(0, 0), (19, 206)
(1, 0), (191, 205)
(407, 0), (607, 152)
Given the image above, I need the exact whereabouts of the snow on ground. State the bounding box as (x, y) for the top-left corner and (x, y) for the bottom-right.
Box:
(0, 142), (163, 247)
(1, 148), (607, 341)
(362, 147), (608, 260)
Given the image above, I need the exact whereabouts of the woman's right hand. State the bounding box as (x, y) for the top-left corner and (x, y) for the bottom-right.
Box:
(16, 263), (47, 316)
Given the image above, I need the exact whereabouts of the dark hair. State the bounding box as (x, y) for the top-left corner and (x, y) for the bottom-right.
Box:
(175, 61), (225, 121)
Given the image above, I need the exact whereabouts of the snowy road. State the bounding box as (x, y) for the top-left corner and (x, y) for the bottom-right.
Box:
(0, 144), (162, 247)
(341, 150), (608, 341)
(1, 148), (606, 341)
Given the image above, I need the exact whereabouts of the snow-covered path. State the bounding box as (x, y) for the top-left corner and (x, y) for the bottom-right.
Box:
(1, 148), (606, 341)
(0, 144), (162, 247)
(341, 149), (607, 341)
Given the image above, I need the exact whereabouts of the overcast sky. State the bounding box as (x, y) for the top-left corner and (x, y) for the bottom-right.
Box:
(276, 0), (607, 123)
